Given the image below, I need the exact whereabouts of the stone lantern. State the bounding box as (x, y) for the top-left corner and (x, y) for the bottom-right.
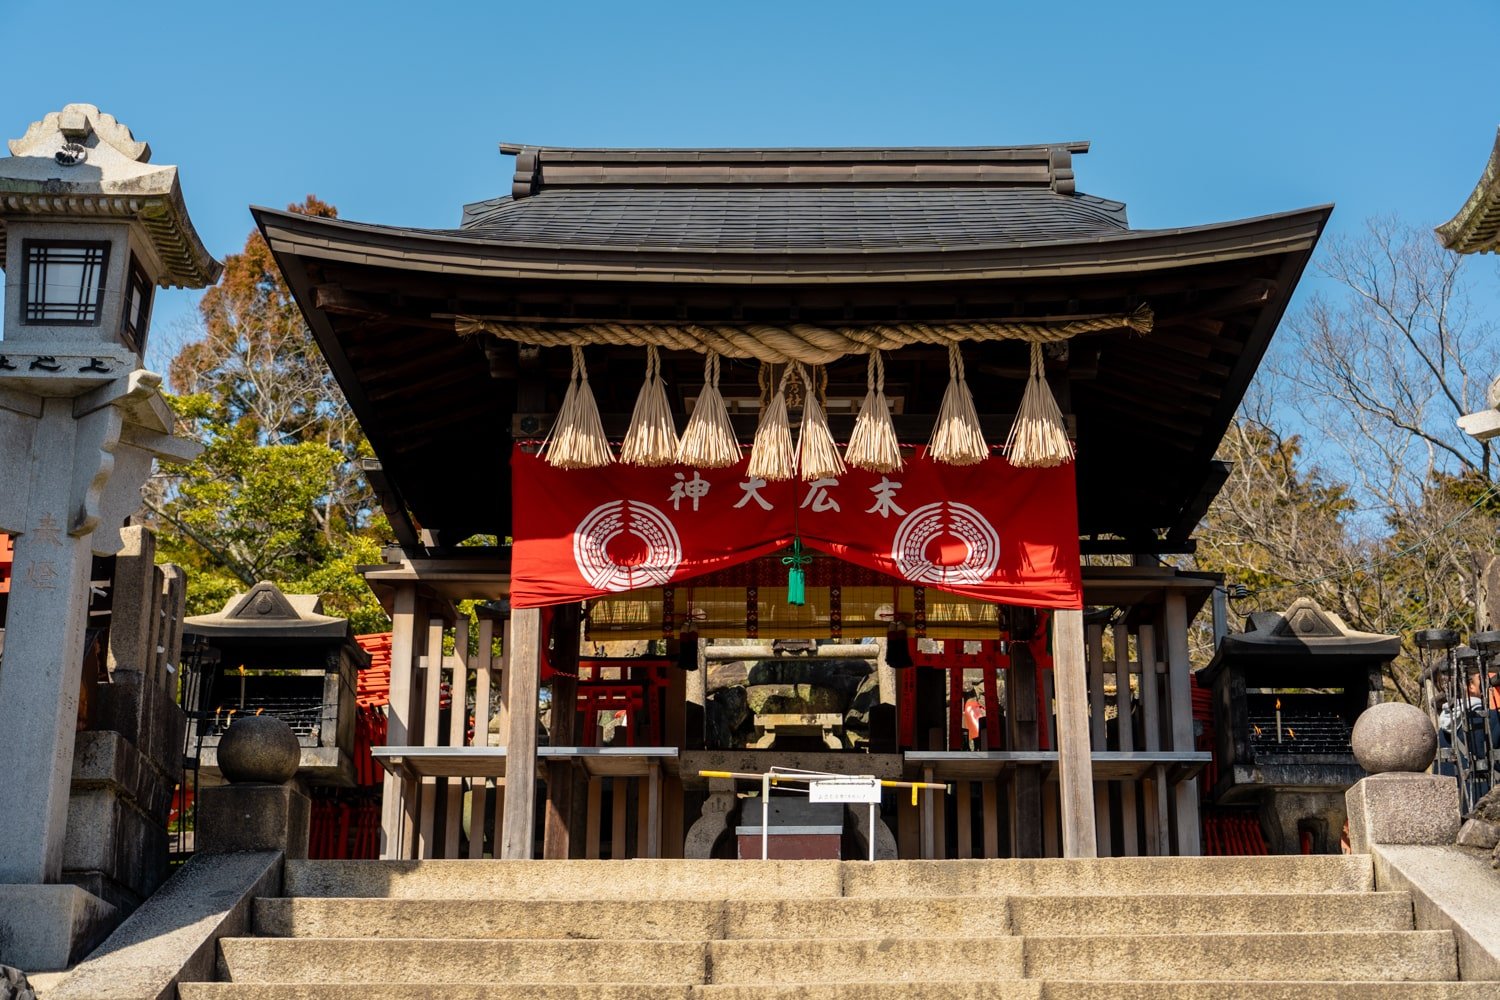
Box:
(0, 104), (219, 968)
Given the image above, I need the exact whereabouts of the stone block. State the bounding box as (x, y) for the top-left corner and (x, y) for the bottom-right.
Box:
(0, 884), (116, 972)
(1457, 817), (1500, 849)
(104, 526), (156, 677)
(71, 730), (174, 818)
(1346, 772), (1461, 854)
(198, 783), (309, 858)
(92, 672), (186, 786)
(60, 871), (141, 916)
(62, 788), (169, 900)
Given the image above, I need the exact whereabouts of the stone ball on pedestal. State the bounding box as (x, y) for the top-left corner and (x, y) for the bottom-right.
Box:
(1351, 702), (1437, 774)
(218, 715), (300, 784)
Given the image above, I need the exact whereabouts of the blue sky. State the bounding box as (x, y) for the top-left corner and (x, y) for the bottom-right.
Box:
(3, 0), (1498, 365)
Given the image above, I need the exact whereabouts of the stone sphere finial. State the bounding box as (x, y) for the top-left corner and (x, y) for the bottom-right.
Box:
(217, 715), (300, 784)
(1351, 702), (1437, 774)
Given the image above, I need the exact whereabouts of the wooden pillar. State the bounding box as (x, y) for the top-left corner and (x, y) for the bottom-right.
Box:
(955, 782), (972, 859)
(585, 776), (603, 859)
(544, 604), (581, 860)
(1139, 623), (1170, 856)
(1164, 594), (1202, 855)
(443, 618), (470, 859)
(1007, 608), (1043, 859)
(501, 608), (541, 859)
(380, 584), (418, 859)
(1113, 623), (1139, 857)
(468, 617), (495, 859)
(981, 780), (1000, 858)
(417, 611), (445, 858)
(1052, 608), (1098, 858)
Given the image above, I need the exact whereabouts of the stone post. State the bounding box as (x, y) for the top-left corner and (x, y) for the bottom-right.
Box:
(196, 717), (310, 858)
(1345, 702), (1461, 853)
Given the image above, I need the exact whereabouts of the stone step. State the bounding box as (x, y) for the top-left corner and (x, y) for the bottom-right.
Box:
(216, 936), (1028, 985)
(1008, 891), (1413, 935)
(1035, 984), (1498, 1000)
(180, 987), (1044, 1000)
(705, 937), (1024, 984)
(281, 855), (1374, 901)
(1023, 931), (1458, 982)
(253, 891), (1414, 940)
(253, 897), (727, 941)
(281, 860), (843, 900)
(216, 938), (708, 985)
(178, 981), (1500, 1000)
(704, 984), (1500, 1000)
(182, 988), (701, 1000)
(842, 855), (1375, 897)
(252, 896), (1010, 940)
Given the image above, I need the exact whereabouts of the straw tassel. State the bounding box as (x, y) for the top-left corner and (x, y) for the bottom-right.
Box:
(845, 351), (903, 473)
(797, 363), (846, 481)
(619, 345), (680, 467)
(747, 364), (796, 481)
(676, 351), (742, 468)
(542, 346), (614, 469)
(927, 343), (989, 465)
(1005, 341), (1075, 467)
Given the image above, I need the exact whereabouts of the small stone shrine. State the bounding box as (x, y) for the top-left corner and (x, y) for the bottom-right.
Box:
(1198, 597), (1399, 853)
(183, 581), (369, 787)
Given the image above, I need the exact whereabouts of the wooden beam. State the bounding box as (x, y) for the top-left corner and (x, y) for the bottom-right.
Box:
(1053, 609), (1098, 858)
(500, 608), (540, 859)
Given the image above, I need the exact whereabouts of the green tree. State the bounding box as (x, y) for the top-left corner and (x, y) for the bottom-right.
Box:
(146, 197), (391, 634)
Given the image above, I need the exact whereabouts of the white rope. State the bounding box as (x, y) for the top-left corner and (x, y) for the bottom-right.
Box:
(456, 305), (1153, 366)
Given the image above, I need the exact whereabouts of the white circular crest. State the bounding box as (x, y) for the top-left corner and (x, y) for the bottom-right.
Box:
(572, 500), (683, 592)
(890, 501), (1001, 586)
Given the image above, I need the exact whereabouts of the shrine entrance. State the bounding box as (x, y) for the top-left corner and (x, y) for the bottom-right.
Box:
(256, 140), (1327, 866)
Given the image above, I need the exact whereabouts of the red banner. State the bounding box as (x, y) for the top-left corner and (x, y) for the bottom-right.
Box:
(510, 447), (1082, 610)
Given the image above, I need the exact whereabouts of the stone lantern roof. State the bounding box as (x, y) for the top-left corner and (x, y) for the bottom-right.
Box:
(183, 581), (354, 642)
(0, 103), (221, 288)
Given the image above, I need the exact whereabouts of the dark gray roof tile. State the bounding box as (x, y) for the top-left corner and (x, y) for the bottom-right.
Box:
(451, 187), (1128, 252)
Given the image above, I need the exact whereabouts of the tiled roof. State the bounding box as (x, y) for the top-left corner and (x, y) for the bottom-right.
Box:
(453, 187), (1129, 252)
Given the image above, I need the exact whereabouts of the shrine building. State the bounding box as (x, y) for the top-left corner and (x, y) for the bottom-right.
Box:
(253, 143), (1330, 862)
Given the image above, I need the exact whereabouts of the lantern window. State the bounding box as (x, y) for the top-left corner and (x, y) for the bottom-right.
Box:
(21, 239), (110, 325)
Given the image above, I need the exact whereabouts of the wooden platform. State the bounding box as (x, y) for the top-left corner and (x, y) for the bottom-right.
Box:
(371, 746), (679, 781)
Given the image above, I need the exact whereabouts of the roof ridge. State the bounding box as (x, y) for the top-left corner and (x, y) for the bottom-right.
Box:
(501, 143), (1090, 199)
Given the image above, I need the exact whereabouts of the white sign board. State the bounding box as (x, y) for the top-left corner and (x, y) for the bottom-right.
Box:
(808, 776), (882, 804)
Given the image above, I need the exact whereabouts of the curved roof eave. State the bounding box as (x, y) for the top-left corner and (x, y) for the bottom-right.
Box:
(253, 204), (1333, 286)
(1436, 126), (1500, 254)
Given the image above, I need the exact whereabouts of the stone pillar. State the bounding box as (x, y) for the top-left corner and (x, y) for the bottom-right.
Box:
(1345, 702), (1460, 854)
(0, 415), (99, 883)
(0, 102), (218, 973)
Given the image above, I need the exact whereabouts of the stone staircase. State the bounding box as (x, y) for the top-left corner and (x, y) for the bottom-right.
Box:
(179, 855), (1493, 998)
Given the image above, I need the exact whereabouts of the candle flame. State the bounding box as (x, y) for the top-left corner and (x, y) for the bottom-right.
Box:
(1275, 698), (1281, 710)
(1253, 725), (1263, 736)
(1287, 727), (1296, 739)
(238, 665), (247, 677)
(255, 707), (264, 716)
